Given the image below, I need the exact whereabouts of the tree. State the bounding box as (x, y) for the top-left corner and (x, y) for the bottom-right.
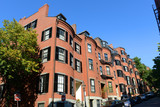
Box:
(0, 19), (42, 106)
(152, 56), (160, 89)
(133, 57), (153, 90)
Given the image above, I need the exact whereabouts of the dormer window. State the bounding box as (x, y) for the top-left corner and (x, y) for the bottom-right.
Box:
(56, 13), (67, 21)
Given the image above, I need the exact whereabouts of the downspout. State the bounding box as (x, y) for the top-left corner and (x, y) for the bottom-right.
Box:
(84, 36), (90, 107)
(52, 18), (58, 107)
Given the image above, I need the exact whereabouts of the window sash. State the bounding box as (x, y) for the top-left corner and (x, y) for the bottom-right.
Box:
(57, 75), (65, 92)
(76, 44), (80, 53)
(88, 44), (92, 52)
(98, 53), (101, 60)
(58, 48), (65, 62)
(104, 53), (108, 61)
(90, 79), (95, 92)
(77, 60), (80, 72)
(89, 59), (93, 70)
(108, 82), (113, 93)
(42, 49), (48, 62)
(59, 29), (65, 40)
(106, 66), (111, 75)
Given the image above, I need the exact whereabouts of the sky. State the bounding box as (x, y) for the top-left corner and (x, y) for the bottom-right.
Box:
(0, 0), (159, 68)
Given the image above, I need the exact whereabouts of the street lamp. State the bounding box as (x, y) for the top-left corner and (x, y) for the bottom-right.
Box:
(82, 82), (86, 107)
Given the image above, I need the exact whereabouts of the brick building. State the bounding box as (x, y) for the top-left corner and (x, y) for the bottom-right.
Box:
(18, 4), (145, 107)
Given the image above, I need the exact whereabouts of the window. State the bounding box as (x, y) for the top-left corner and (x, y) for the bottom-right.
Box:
(90, 79), (95, 93)
(39, 74), (49, 93)
(24, 19), (37, 30)
(122, 58), (127, 63)
(0, 84), (4, 98)
(119, 84), (125, 92)
(135, 71), (139, 75)
(108, 82), (113, 93)
(133, 64), (136, 68)
(40, 47), (51, 63)
(128, 88), (132, 94)
(123, 66), (128, 72)
(54, 74), (68, 93)
(126, 76), (131, 85)
(88, 44), (92, 52)
(115, 60), (121, 66)
(98, 53), (101, 60)
(135, 88), (138, 94)
(117, 70), (123, 77)
(128, 61), (132, 65)
(41, 27), (52, 41)
(75, 42), (81, 54)
(75, 59), (82, 72)
(70, 35), (73, 47)
(89, 59), (93, 70)
(104, 53), (108, 61)
(137, 79), (140, 84)
(38, 103), (45, 107)
(121, 50), (125, 55)
(70, 53), (73, 67)
(130, 69), (133, 73)
(56, 27), (68, 42)
(100, 66), (103, 75)
(106, 66), (111, 75)
(55, 47), (68, 64)
(70, 77), (74, 96)
(132, 78), (136, 86)
(114, 71), (116, 79)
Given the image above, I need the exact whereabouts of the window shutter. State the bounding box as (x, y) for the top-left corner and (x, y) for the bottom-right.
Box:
(75, 42), (76, 51)
(36, 76), (40, 94)
(70, 53), (72, 66)
(66, 31), (68, 42)
(65, 75), (68, 94)
(44, 74), (49, 93)
(80, 61), (82, 73)
(54, 73), (58, 92)
(65, 50), (68, 64)
(75, 59), (77, 70)
(40, 50), (42, 59)
(80, 46), (81, 54)
(28, 23), (31, 28)
(34, 19), (37, 28)
(56, 27), (59, 38)
(41, 31), (44, 41)
(117, 70), (119, 77)
(55, 47), (59, 60)
(70, 77), (72, 95)
(47, 47), (51, 61)
(49, 27), (52, 38)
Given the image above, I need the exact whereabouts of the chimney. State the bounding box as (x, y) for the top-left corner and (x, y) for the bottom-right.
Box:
(38, 4), (49, 17)
(71, 24), (77, 34)
(109, 44), (113, 49)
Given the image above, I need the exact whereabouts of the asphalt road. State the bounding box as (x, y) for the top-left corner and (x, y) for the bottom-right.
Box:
(134, 97), (160, 107)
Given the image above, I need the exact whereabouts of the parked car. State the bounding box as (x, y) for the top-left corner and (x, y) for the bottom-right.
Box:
(102, 100), (124, 107)
(156, 90), (160, 96)
(140, 94), (148, 101)
(132, 96), (142, 104)
(146, 91), (155, 98)
(122, 99), (131, 107)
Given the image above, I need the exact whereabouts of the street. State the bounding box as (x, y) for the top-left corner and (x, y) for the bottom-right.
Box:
(134, 97), (160, 107)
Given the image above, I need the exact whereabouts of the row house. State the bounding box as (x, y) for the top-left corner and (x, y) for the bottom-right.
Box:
(8, 4), (146, 107)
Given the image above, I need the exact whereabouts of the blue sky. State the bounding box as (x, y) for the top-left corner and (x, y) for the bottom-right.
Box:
(0, 0), (159, 68)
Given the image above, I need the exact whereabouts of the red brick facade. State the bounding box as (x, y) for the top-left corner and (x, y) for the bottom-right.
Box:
(18, 4), (147, 107)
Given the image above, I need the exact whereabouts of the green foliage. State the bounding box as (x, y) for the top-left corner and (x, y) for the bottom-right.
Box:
(152, 56), (160, 89)
(0, 19), (42, 106)
(133, 57), (153, 87)
(0, 19), (41, 79)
